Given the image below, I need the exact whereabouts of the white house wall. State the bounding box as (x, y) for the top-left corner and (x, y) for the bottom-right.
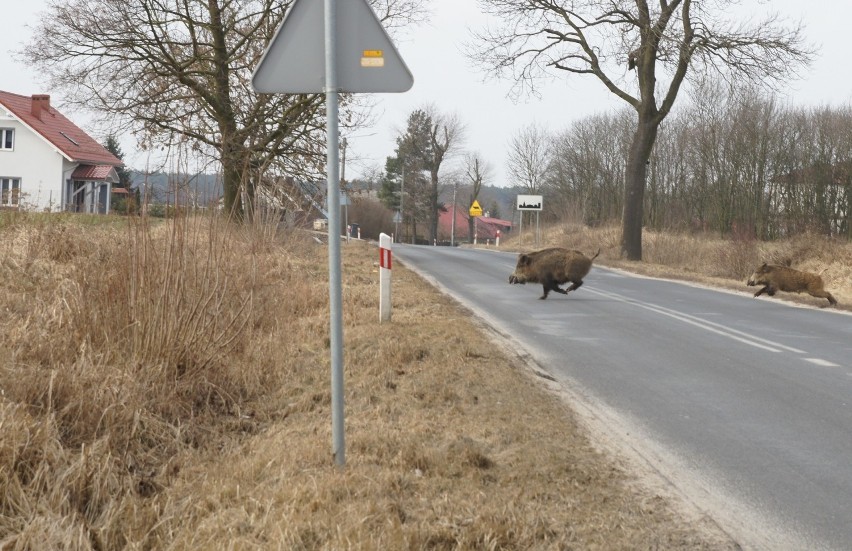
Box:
(0, 115), (65, 211)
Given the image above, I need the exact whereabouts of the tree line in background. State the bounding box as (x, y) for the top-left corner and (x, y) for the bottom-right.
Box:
(543, 84), (852, 240)
(372, 80), (852, 245)
(26, 0), (838, 251)
(102, 79), (852, 247)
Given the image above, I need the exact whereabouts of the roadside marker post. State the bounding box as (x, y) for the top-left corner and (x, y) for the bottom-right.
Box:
(379, 233), (392, 322)
(252, 0), (413, 467)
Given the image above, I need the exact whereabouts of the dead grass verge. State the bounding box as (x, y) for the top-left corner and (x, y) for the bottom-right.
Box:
(0, 213), (744, 549)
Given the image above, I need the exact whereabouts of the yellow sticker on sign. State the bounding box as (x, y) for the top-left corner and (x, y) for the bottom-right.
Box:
(361, 50), (385, 68)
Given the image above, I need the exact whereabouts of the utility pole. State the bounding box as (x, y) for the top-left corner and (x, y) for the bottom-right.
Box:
(450, 180), (457, 247)
(341, 137), (348, 241)
(400, 164), (407, 243)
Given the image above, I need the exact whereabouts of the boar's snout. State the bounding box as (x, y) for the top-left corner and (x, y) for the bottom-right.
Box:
(747, 263), (769, 287)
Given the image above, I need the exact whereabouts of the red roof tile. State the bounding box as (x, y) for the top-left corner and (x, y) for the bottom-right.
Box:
(71, 164), (116, 180)
(0, 91), (123, 166)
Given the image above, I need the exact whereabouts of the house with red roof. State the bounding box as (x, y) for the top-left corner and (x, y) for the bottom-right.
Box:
(0, 91), (123, 213)
(437, 206), (512, 244)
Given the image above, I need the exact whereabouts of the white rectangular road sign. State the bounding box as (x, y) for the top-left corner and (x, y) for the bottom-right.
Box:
(517, 194), (543, 211)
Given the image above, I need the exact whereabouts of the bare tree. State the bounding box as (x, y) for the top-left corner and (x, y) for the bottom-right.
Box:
(425, 107), (465, 242)
(471, 0), (813, 259)
(463, 152), (492, 242)
(23, 0), (425, 218)
(507, 123), (551, 193)
(507, 123), (551, 233)
(547, 111), (630, 225)
(392, 105), (464, 242)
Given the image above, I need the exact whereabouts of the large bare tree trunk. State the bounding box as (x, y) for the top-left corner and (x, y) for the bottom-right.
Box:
(221, 138), (245, 219)
(621, 118), (658, 260)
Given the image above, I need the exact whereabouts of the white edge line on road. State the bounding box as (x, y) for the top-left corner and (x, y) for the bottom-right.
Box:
(588, 287), (789, 354)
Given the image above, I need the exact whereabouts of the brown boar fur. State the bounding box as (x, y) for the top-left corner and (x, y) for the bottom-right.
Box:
(509, 247), (600, 300)
(746, 263), (837, 307)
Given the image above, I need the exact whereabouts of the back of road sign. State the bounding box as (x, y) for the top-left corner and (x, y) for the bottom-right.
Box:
(252, 0), (414, 93)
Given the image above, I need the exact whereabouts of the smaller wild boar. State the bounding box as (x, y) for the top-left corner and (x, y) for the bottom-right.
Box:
(509, 247), (600, 300)
(746, 263), (837, 307)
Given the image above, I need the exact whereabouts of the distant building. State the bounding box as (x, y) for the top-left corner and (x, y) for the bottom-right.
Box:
(0, 91), (123, 213)
(437, 207), (512, 243)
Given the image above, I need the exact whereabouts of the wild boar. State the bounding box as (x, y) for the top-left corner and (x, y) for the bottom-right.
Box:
(746, 263), (837, 307)
(509, 247), (600, 300)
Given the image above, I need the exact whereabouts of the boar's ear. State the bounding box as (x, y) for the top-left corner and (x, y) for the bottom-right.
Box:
(518, 254), (531, 266)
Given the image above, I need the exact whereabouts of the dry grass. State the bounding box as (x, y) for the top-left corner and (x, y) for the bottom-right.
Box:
(506, 223), (852, 309)
(0, 212), (761, 550)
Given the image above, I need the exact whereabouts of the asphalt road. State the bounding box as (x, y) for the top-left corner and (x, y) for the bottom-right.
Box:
(392, 243), (852, 551)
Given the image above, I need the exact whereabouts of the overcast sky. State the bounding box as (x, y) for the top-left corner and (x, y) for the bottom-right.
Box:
(3, 0), (852, 187)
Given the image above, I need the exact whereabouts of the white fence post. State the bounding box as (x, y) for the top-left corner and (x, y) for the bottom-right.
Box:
(379, 233), (392, 322)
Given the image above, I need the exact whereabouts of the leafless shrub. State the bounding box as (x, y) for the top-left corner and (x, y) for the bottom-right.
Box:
(0, 211), (316, 546)
(713, 229), (760, 280)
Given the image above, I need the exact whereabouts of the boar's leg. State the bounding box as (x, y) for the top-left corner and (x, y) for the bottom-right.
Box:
(540, 279), (568, 300)
(753, 285), (775, 298)
(810, 290), (838, 306)
(565, 280), (584, 292)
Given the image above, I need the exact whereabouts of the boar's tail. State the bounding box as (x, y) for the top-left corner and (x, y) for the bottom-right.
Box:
(590, 248), (601, 261)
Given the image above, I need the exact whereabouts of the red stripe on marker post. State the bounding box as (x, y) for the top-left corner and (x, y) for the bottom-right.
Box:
(379, 247), (392, 269)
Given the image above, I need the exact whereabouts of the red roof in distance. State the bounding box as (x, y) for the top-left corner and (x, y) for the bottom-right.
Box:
(0, 91), (123, 167)
(437, 207), (512, 241)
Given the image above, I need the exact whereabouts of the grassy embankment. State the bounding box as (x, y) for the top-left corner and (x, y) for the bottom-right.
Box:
(3, 211), (847, 549)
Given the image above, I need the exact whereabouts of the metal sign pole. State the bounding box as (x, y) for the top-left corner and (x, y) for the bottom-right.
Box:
(253, 0), (413, 469)
(324, 0), (345, 467)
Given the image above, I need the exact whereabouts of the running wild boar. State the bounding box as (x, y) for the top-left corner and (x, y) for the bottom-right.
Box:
(509, 247), (600, 300)
(747, 263), (837, 307)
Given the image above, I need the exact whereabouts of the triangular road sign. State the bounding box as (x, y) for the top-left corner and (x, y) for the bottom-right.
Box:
(469, 200), (483, 217)
(252, 0), (414, 93)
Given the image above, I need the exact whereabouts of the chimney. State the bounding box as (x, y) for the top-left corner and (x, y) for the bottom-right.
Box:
(31, 94), (51, 120)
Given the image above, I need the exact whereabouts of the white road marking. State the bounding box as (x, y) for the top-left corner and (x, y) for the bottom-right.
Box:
(588, 288), (807, 354)
(804, 358), (840, 367)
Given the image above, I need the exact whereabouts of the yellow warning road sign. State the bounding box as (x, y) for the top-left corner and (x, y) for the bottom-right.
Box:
(469, 200), (483, 217)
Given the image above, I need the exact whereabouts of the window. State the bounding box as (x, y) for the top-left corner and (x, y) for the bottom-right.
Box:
(0, 128), (13, 150)
(1, 178), (20, 207)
